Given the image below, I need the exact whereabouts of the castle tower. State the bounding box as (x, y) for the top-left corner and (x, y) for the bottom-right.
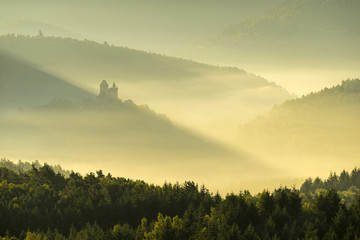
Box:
(109, 82), (118, 99)
(99, 80), (109, 98)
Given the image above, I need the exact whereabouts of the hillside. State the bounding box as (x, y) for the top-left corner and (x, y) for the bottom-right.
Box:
(0, 0), (282, 53)
(0, 35), (292, 143)
(238, 79), (360, 176)
(187, 0), (360, 68)
(181, 0), (360, 95)
(0, 35), (282, 87)
(0, 96), (267, 191)
(0, 50), (93, 114)
(0, 19), (84, 39)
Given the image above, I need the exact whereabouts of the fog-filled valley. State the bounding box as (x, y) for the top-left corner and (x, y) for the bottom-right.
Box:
(0, 34), (298, 193)
(0, 35), (292, 144)
(1, 95), (272, 191)
(239, 79), (360, 178)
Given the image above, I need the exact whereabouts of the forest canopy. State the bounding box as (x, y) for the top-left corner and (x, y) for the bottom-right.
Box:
(0, 160), (359, 239)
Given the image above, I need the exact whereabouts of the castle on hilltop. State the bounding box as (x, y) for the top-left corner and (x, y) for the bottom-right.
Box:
(98, 80), (118, 101)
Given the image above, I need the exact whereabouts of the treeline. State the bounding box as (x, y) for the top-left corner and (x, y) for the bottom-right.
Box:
(0, 158), (70, 177)
(1, 165), (360, 239)
(300, 168), (360, 207)
(284, 79), (360, 109)
(301, 168), (360, 193)
(0, 34), (232, 74)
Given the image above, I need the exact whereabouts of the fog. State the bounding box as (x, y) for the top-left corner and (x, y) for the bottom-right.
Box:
(254, 69), (360, 96)
(238, 79), (360, 185)
(0, 97), (279, 194)
(0, 36), (291, 145)
(0, 0), (359, 194)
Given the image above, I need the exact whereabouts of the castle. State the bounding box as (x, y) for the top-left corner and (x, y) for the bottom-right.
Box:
(99, 80), (118, 101)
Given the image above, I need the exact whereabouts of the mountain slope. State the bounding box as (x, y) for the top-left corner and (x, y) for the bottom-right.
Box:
(187, 0), (360, 68)
(0, 97), (269, 192)
(0, 19), (84, 39)
(0, 50), (93, 113)
(238, 78), (360, 176)
(0, 0), (283, 53)
(0, 35), (292, 143)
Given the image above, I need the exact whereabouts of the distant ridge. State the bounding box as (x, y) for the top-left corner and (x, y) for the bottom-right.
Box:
(238, 78), (360, 174)
(0, 83), (269, 189)
(0, 19), (84, 39)
(0, 50), (93, 112)
(0, 35), (292, 143)
(186, 0), (360, 69)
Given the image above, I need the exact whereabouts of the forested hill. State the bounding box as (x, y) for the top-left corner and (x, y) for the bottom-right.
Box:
(187, 0), (360, 68)
(0, 35), (292, 143)
(270, 78), (360, 112)
(245, 78), (360, 125)
(0, 97), (261, 189)
(238, 79), (360, 175)
(0, 0), (283, 53)
(0, 158), (70, 177)
(300, 168), (360, 207)
(0, 50), (93, 113)
(0, 19), (84, 40)
(0, 35), (278, 87)
(301, 167), (360, 193)
(0, 163), (360, 239)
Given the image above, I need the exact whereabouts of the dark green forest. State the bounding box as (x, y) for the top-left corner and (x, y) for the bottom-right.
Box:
(0, 161), (360, 239)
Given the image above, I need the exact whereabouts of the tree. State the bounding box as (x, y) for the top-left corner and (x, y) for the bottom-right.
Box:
(75, 223), (105, 240)
(316, 189), (342, 224)
(112, 224), (134, 240)
(242, 224), (261, 240)
(144, 214), (186, 240)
